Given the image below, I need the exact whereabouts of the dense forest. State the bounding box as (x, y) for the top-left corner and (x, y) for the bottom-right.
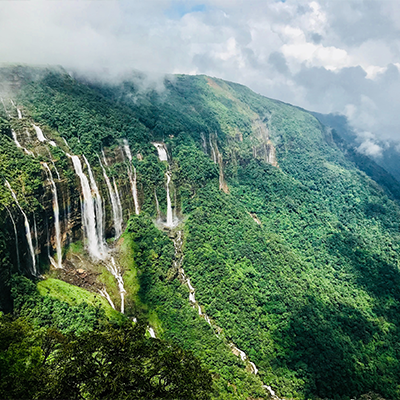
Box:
(0, 65), (399, 399)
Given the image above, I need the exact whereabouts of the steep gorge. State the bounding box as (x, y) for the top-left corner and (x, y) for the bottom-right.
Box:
(1, 66), (400, 399)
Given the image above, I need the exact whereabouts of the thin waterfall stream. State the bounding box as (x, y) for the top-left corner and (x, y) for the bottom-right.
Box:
(5, 180), (36, 275)
(43, 163), (63, 268)
(173, 229), (259, 375)
(122, 139), (140, 215)
(99, 157), (123, 239)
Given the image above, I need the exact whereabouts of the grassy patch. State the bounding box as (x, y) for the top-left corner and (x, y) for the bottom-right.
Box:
(37, 278), (122, 321)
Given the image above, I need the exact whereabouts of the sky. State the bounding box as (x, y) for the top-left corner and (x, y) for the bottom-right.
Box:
(1, 0), (400, 156)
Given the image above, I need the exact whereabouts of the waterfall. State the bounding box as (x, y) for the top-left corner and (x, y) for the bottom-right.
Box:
(5, 180), (36, 275)
(152, 143), (176, 228)
(166, 171), (174, 228)
(5, 206), (20, 271)
(132, 166), (140, 215)
(68, 154), (105, 259)
(148, 327), (156, 338)
(99, 288), (116, 310)
(43, 163), (63, 268)
(45, 148), (61, 180)
(152, 142), (168, 161)
(105, 257), (126, 313)
(17, 108), (22, 119)
(113, 178), (124, 226)
(33, 124), (56, 147)
(33, 216), (39, 267)
(33, 124), (46, 142)
(122, 139), (140, 215)
(11, 129), (34, 156)
(62, 138), (70, 149)
(99, 158), (123, 239)
(173, 229), (259, 375)
(83, 155), (105, 250)
(101, 149), (108, 166)
(11, 129), (22, 149)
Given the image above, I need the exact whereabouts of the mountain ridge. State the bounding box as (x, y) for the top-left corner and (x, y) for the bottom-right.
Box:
(0, 65), (399, 399)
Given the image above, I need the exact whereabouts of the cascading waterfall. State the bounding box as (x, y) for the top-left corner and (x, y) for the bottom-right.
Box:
(5, 206), (20, 271)
(153, 143), (176, 228)
(112, 178), (123, 224)
(17, 108), (22, 119)
(166, 171), (174, 228)
(5, 180), (36, 275)
(122, 139), (140, 215)
(33, 216), (39, 267)
(68, 154), (105, 259)
(43, 163), (63, 268)
(101, 149), (108, 166)
(152, 142), (168, 161)
(83, 155), (105, 250)
(11, 129), (34, 156)
(11, 129), (22, 149)
(45, 148), (61, 180)
(99, 158), (123, 239)
(33, 124), (56, 147)
(148, 327), (156, 338)
(173, 229), (259, 375)
(33, 124), (46, 142)
(105, 256), (126, 314)
(99, 288), (115, 310)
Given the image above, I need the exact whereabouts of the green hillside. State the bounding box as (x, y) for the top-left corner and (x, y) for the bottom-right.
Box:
(1, 66), (400, 399)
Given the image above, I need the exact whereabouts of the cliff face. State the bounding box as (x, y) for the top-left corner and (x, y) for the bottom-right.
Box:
(1, 67), (400, 400)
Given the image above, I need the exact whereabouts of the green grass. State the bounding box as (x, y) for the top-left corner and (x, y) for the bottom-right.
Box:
(37, 278), (123, 321)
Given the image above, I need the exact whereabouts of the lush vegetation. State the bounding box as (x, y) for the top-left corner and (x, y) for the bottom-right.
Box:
(1, 66), (400, 399)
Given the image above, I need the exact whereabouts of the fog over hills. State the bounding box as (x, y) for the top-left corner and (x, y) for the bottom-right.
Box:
(2, 0), (400, 162)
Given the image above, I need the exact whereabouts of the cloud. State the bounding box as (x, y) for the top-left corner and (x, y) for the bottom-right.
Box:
(1, 0), (400, 150)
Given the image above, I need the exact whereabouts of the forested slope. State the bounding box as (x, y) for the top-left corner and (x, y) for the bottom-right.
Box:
(1, 66), (400, 399)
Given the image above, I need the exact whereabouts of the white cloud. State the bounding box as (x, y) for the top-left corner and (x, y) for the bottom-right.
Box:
(1, 0), (400, 149)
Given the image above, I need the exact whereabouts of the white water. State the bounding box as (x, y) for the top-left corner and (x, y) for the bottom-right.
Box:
(105, 257), (126, 313)
(62, 138), (70, 149)
(43, 163), (63, 268)
(83, 155), (105, 250)
(165, 171), (175, 228)
(11, 129), (34, 156)
(152, 142), (168, 162)
(5, 180), (36, 275)
(69, 154), (105, 259)
(6, 206), (20, 271)
(33, 124), (46, 142)
(33, 216), (39, 267)
(113, 178), (124, 226)
(46, 148), (61, 180)
(101, 149), (108, 166)
(122, 140), (140, 215)
(99, 158), (123, 239)
(148, 327), (156, 338)
(173, 230), (259, 375)
(11, 130), (22, 149)
(17, 108), (22, 119)
(99, 288), (116, 310)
